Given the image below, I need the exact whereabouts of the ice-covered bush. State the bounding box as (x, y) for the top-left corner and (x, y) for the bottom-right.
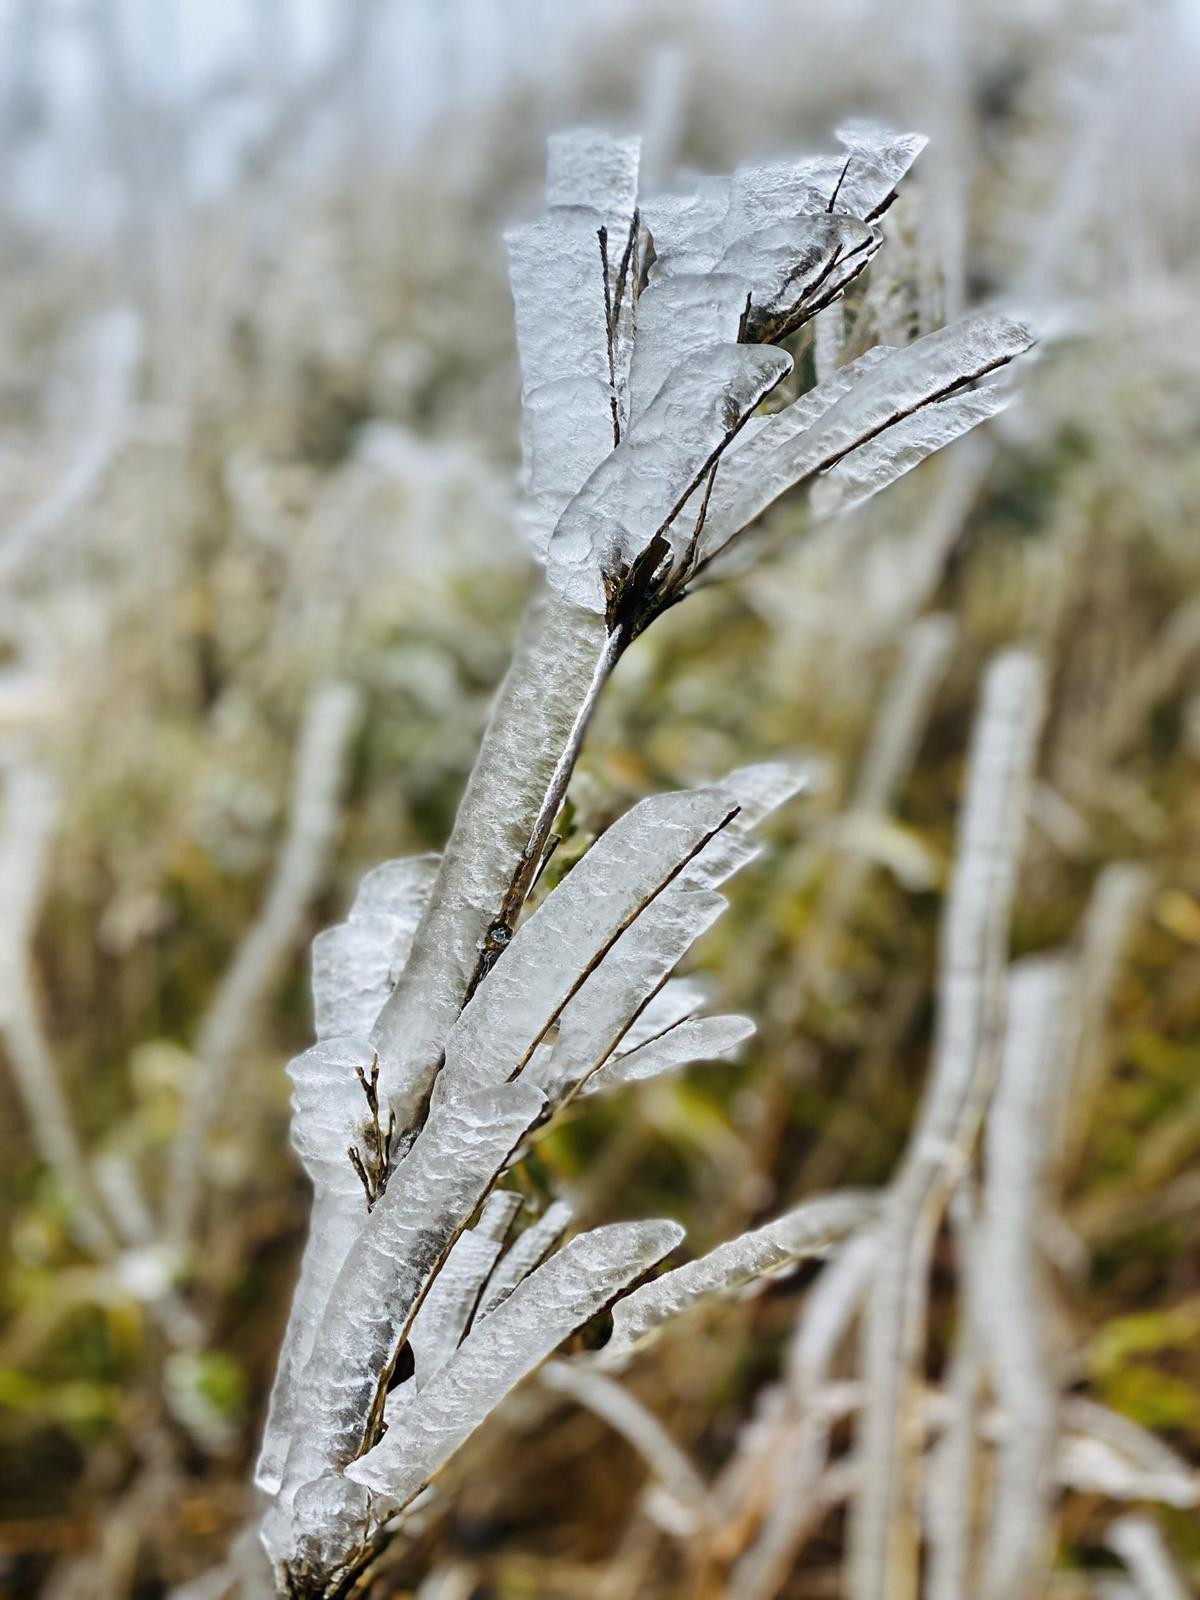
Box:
(256, 125), (1033, 1595)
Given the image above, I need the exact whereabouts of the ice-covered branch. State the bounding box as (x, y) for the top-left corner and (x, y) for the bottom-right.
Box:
(254, 123), (1036, 1597)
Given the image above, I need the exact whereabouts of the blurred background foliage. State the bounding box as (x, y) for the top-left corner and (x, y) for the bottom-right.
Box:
(0, 1), (1197, 1595)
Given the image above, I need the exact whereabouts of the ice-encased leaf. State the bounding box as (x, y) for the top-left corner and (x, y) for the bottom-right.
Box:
(641, 176), (731, 277)
(523, 762), (815, 1108)
(724, 216), (880, 343)
(627, 273), (750, 426)
(722, 159), (836, 240)
(432, 787), (741, 1107)
(715, 125), (922, 244)
(783, 311), (1032, 470)
(408, 1191), (524, 1387)
(507, 215), (620, 554)
(311, 854), (439, 1040)
(546, 343), (792, 614)
(276, 1081), (545, 1501)
(694, 348), (892, 566)
(345, 1219), (685, 1506)
(509, 131), (640, 558)
(602, 1190), (879, 1365)
(584, 1012), (754, 1094)
(545, 129), (640, 215)
(285, 1036), (375, 1195)
(615, 975), (711, 1053)
(476, 1199), (575, 1319)
(519, 376), (618, 562)
(810, 382), (1010, 519)
(256, 1191), (365, 1495)
(829, 125), (929, 221)
(523, 886), (727, 1105)
(711, 759), (819, 831)
(694, 313), (1032, 570)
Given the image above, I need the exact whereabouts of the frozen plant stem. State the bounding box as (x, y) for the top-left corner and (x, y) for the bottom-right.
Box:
(981, 957), (1072, 1600)
(923, 1183), (984, 1600)
(370, 596), (617, 1137)
(849, 650), (1045, 1600)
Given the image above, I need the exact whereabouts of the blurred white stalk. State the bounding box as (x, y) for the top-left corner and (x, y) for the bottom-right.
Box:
(166, 680), (362, 1247)
(724, 1229), (879, 1598)
(0, 763), (117, 1258)
(0, 309), (142, 584)
(1107, 1516), (1193, 1600)
(923, 1183), (984, 1600)
(540, 1359), (711, 1532)
(979, 956), (1071, 1600)
(849, 650), (1045, 1600)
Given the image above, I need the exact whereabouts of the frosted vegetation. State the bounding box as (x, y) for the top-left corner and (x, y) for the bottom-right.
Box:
(2, 7), (1199, 1599)
(247, 126), (1051, 1596)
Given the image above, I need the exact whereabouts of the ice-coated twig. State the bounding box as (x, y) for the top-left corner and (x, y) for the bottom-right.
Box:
(1106, 1516), (1193, 1600)
(0, 763), (117, 1260)
(368, 129), (1030, 1162)
(167, 680), (362, 1247)
(252, 122), (1039, 1596)
(602, 1190), (878, 1366)
(369, 591), (617, 1137)
(980, 957), (1072, 1600)
(849, 650), (1045, 1600)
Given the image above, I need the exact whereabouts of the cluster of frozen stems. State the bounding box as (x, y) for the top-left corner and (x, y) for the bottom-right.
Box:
(238, 127), (1196, 1598)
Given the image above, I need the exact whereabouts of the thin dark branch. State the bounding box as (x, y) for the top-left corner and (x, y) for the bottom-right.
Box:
(598, 226), (621, 448)
(827, 151), (854, 213)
